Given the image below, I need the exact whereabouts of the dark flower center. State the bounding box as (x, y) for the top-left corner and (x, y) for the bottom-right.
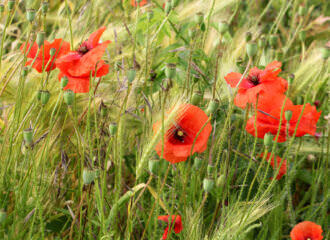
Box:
(247, 74), (260, 86)
(77, 42), (90, 55)
(173, 129), (185, 143)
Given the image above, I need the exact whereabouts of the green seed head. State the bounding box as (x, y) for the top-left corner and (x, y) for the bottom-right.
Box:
(7, 0), (15, 11)
(64, 90), (75, 106)
(191, 92), (203, 106)
(264, 133), (273, 148)
(26, 9), (36, 22)
(321, 47), (329, 60)
(23, 128), (33, 145)
(0, 4), (4, 13)
(246, 42), (257, 58)
(206, 99), (219, 115)
(285, 110), (293, 121)
(203, 178), (214, 193)
(216, 174), (225, 187)
(148, 159), (159, 175)
(40, 90), (50, 105)
(193, 157), (203, 170)
(194, 12), (204, 25)
(109, 123), (118, 136)
(207, 164), (214, 176)
(127, 68), (136, 83)
(83, 169), (98, 185)
(245, 32), (252, 42)
(36, 31), (45, 47)
(218, 21), (229, 34)
(165, 63), (176, 79)
(41, 1), (49, 15)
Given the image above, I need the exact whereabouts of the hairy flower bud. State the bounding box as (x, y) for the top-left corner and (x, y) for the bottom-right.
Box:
(203, 178), (214, 193)
(60, 76), (69, 89)
(109, 123), (117, 136)
(285, 110), (292, 121)
(23, 128), (33, 145)
(165, 63), (176, 79)
(264, 133), (273, 148)
(40, 90), (50, 105)
(246, 42), (257, 58)
(64, 89), (74, 105)
(26, 9), (36, 22)
(218, 21), (229, 34)
(206, 99), (219, 115)
(36, 32), (45, 47)
(191, 92), (203, 106)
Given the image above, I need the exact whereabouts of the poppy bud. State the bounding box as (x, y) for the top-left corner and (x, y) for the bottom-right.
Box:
(313, 100), (320, 108)
(321, 47), (329, 60)
(41, 2), (49, 15)
(23, 128), (33, 145)
(40, 90), (50, 105)
(7, 0), (15, 11)
(171, 0), (179, 8)
(206, 99), (219, 115)
(218, 21), (229, 34)
(164, 1), (171, 15)
(264, 133), (273, 148)
(203, 178), (214, 193)
(0, 4), (4, 14)
(246, 42), (257, 58)
(37, 90), (42, 101)
(207, 164), (214, 176)
(0, 210), (6, 224)
(216, 174), (225, 187)
(299, 30), (306, 41)
(191, 92), (203, 106)
(60, 76), (68, 89)
(50, 48), (56, 56)
(194, 12), (204, 25)
(285, 110), (292, 121)
(127, 68), (136, 83)
(298, 5), (307, 16)
(296, 96), (303, 105)
(245, 32), (252, 42)
(269, 35), (278, 48)
(109, 123), (117, 136)
(26, 9), (36, 22)
(64, 90), (74, 106)
(193, 157), (203, 170)
(83, 169), (98, 185)
(36, 32), (45, 48)
(147, 10), (153, 20)
(165, 63), (176, 79)
(22, 67), (29, 77)
(148, 159), (159, 175)
(288, 73), (294, 85)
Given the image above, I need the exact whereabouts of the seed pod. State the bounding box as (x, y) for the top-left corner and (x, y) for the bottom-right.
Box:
(148, 159), (159, 175)
(288, 73), (294, 85)
(0, 4), (4, 13)
(165, 63), (176, 79)
(164, 1), (171, 15)
(109, 123), (117, 136)
(83, 169), (98, 185)
(245, 32), (252, 42)
(0, 210), (6, 224)
(194, 12), (204, 25)
(207, 164), (214, 176)
(258, 36), (266, 48)
(127, 68), (136, 83)
(36, 32), (45, 47)
(171, 0), (179, 7)
(269, 35), (278, 48)
(22, 67), (29, 77)
(218, 21), (229, 34)
(23, 128), (33, 145)
(203, 178), (214, 193)
(193, 157), (203, 170)
(216, 174), (225, 187)
(246, 42), (257, 58)
(188, 29), (195, 39)
(40, 90), (50, 105)
(60, 76), (69, 88)
(321, 47), (329, 60)
(41, 2), (49, 15)
(7, 0), (15, 11)
(191, 92), (203, 106)
(64, 90), (74, 106)
(299, 30), (306, 41)
(264, 133), (273, 148)
(147, 10), (153, 21)
(50, 48), (56, 56)
(206, 99), (219, 115)
(285, 110), (292, 121)
(26, 9), (36, 22)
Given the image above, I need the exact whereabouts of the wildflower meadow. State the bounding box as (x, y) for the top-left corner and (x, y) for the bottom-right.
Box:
(0, 0), (329, 239)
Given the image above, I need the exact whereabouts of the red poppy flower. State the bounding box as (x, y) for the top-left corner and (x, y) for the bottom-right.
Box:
(56, 27), (111, 93)
(153, 104), (212, 163)
(158, 215), (183, 240)
(130, 0), (148, 7)
(246, 99), (321, 142)
(260, 153), (287, 180)
(290, 221), (323, 240)
(20, 39), (70, 73)
(224, 61), (288, 108)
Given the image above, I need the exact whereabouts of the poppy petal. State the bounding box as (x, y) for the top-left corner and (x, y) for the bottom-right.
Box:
(58, 72), (90, 93)
(224, 72), (243, 88)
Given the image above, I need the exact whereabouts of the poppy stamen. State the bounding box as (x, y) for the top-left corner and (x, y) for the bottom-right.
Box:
(77, 42), (90, 55)
(248, 74), (260, 86)
(174, 129), (186, 142)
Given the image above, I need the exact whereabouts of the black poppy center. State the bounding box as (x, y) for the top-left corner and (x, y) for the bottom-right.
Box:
(174, 129), (186, 143)
(77, 42), (90, 55)
(247, 74), (260, 86)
